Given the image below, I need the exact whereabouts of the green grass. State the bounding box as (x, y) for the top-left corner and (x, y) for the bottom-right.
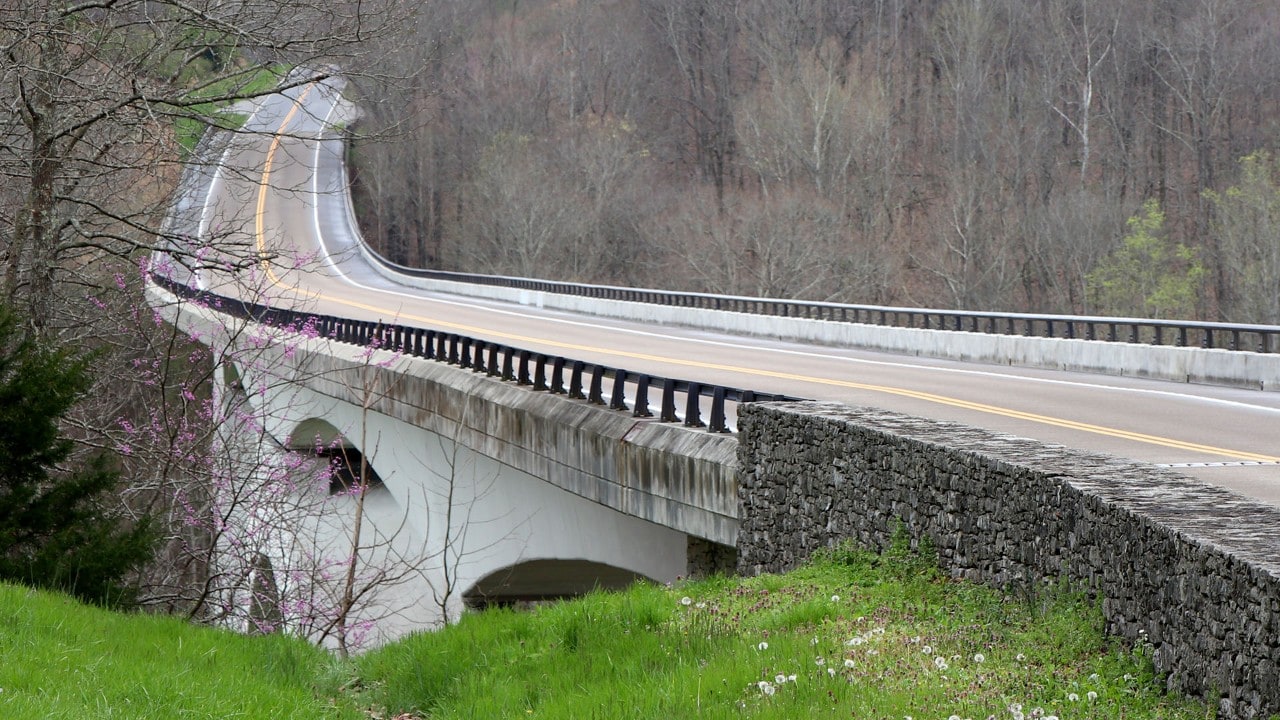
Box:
(173, 65), (287, 152)
(0, 542), (1221, 719)
(0, 583), (359, 719)
(351, 543), (1211, 720)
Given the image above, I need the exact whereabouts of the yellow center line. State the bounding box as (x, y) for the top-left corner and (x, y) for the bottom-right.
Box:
(256, 84), (319, 291)
(253, 90), (1279, 465)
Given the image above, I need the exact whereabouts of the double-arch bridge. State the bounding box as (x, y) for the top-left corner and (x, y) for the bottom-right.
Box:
(148, 76), (1280, 642)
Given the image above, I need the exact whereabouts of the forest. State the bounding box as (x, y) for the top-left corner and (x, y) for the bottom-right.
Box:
(0, 0), (1278, 645)
(351, 0), (1280, 323)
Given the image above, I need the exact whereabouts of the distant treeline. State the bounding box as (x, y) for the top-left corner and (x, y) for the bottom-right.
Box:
(351, 0), (1280, 322)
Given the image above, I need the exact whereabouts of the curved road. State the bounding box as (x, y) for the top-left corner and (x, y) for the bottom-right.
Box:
(187, 79), (1280, 508)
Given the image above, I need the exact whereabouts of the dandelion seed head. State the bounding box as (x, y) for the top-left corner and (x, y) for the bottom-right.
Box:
(680, 596), (692, 606)
(1086, 691), (1098, 702)
(1068, 692), (1080, 702)
(757, 641), (769, 651)
(815, 657), (826, 666)
(973, 653), (985, 663)
(934, 656), (949, 670)
(827, 667), (836, 677)
(844, 659), (856, 668)
(775, 674), (787, 684)
(831, 594), (840, 602)
(695, 601), (706, 609)
(922, 645), (934, 655)
(1016, 652), (1027, 662)
(787, 674), (797, 682)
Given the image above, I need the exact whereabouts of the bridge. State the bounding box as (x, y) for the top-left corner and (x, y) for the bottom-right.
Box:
(147, 77), (1280, 713)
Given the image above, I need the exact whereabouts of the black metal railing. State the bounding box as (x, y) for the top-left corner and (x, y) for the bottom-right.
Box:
(364, 253), (1280, 354)
(151, 274), (801, 433)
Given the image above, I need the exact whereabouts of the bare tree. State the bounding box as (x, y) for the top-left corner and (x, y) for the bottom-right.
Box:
(0, 0), (416, 623)
(644, 0), (741, 208)
(1046, 0), (1120, 188)
(911, 0), (1020, 309)
(1145, 0), (1254, 306)
(1207, 151), (1280, 324)
(0, 1), (406, 332)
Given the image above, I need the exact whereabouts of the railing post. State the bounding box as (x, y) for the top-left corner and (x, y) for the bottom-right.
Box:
(708, 386), (728, 432)
(660, 378), (678, 422)
(501, 347), (515, 381)
(517, 350), (531, 385)
(486, 343), (501, 376)
(533, 354), (548, 391)
(569, 360), (586, 399)
(447, 334), (460, 364)
(633, 375), (652, 417)
(684, 382), (705, 427)
(588, 366), (605, 404)
(609, 369), (628, 411)
(459, 337), (473, 369)
(550, 357), (566, 393)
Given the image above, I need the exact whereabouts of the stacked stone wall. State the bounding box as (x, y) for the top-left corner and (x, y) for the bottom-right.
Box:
(737, 401), (1280, 719)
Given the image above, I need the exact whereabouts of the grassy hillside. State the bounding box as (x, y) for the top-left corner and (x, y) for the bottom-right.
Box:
(0, 542), (1215, 719)
(0, 583), (358, 719)
(350, 543), (1208, 719)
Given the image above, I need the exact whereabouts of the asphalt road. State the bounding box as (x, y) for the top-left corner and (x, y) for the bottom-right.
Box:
(188, 80), (1280, 508)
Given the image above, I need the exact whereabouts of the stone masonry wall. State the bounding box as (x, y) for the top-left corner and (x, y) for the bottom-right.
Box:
(737, 401), (1280, 719)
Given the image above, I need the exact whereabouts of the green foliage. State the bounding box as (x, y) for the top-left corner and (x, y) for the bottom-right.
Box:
(1086, 199), (1206, 318)
(0, 306), (155, 607)
(353, 545), (1210, 720)
(1206, 151), (1280, 324)
(0, 582), (360, 719)
(0, 546), (1221, 719)
(173, 65), (286, 152)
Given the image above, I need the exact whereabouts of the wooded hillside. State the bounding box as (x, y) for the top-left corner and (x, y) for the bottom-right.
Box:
(351, 0), (1280, 321)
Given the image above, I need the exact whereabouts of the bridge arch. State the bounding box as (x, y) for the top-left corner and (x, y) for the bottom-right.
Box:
(283, 417), (386, 495)
(462, 559), (654, 609)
